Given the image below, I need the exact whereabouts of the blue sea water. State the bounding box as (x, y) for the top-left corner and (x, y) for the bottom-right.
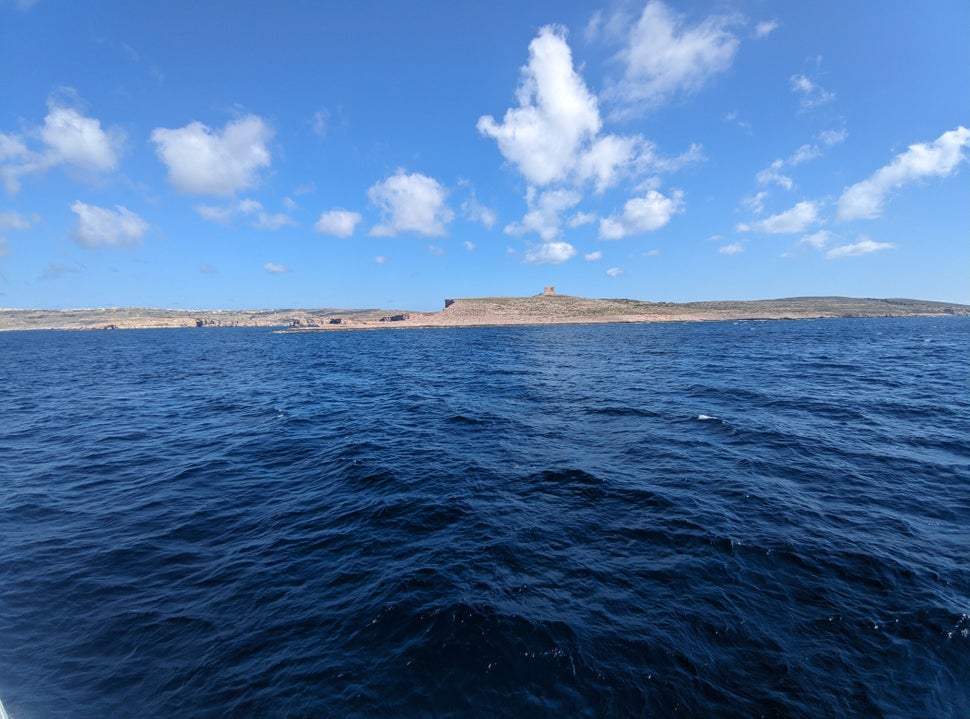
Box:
(1, 317), (968, 718)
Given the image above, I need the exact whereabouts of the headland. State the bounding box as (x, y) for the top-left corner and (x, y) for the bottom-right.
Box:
(2, 294), (968, 331)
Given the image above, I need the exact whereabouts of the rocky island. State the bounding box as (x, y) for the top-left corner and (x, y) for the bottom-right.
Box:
(2, 292), (968, 332)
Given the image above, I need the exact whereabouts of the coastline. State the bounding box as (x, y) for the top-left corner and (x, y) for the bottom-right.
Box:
(2, 295), (968, 332)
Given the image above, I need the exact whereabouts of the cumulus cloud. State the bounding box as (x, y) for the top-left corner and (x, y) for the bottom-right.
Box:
(374, 255), (388, 265)
(150, 115), (272, 195)
(576, 134), (638, 193)
(524, 241), (576, 265)
(1, 98), (124, 194)
(826, 237), (894, 259)
(41, 104), (123, 172)
(70, 201), (148, 248)
(719, 242), (743, 254)
(790, 74), (835, 110)
(606, 1), (741, 116)
(314, 209), (362, 238)
(505, 187), (581, 241)
(463, 241), (475, 251)
(477, 26), (604, 187)
(599, 189), (684, 239)
(263, 262), (290, 273)
(746, 200), (820, 234)
(368, 169), (453, 237)
(605, 267), (624, 277)
(584, 250), (603, 261)
(837, 126), (970, 221)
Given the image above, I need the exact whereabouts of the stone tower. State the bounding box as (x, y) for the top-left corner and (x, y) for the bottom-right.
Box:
(542, 286), (556, 296)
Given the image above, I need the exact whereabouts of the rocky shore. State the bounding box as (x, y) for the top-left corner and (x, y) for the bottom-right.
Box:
(2, 295), (968, 332)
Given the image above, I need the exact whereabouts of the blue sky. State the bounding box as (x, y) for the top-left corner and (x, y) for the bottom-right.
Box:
(1, 0), (967, 311)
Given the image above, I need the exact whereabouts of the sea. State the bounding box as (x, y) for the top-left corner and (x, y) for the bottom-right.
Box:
(1, 317), (968, 718)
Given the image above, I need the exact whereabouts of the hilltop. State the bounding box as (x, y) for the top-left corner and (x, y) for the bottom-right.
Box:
(1, 295), (968, 332)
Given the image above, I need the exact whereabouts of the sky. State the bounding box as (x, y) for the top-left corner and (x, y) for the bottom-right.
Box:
(1, 0), (968, 311)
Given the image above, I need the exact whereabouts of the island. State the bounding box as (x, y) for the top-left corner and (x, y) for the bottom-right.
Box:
(2, 291), (968, 332)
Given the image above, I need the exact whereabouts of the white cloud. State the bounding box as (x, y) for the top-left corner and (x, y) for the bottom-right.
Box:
(1, 98), (123, 195)
(826, 237), (894, 259)
(463, 240), (475, 251)
(607, 1), (740, 115)
(749, 200), (820, 234)
(790, 74), (835, 110)
(196, 204), (234, 224)
(0, 211), (35, 231)
(569, 211), (596, 228)
(605, 267), (624, 277)
(524, 241), (576, 264)
(70, 201), (148, 248)
(253, 212), (295, 231)
(150, 115), (272, 195)
(719, 242), (744, 254)
(374, 255), (388, 265)
(368, 169), (453, 237)
(741, 191), (768, 216)
(599, 189), (684, 239)
(41, 104), (123, 172)
(0, 238), (8, 258)
(239, 199), (294, 230)
(756, 159), (793, 190)
(576, 134), (637, 192)
(311, 108), (329, 138)
(754, 20), (779, 38)
(819, 128), (848, 147)
(789, 144), (821, 166)
(837, 126), (970, 221)
(643, 248), (661, 257)
(238, 198), (262, 214)
(477, 26), (603, 187)
(197, 197), (294, 230)
(584, 250), (603, 261)
(314, 209), (362, 238)
(505, 187), (581, 241)
(282, 197), (297, 211)
(800, 230), (833, 249)
(428, 244), (445, 256)
(263, 262), (290, 273)
(461, 196), (497, 228)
